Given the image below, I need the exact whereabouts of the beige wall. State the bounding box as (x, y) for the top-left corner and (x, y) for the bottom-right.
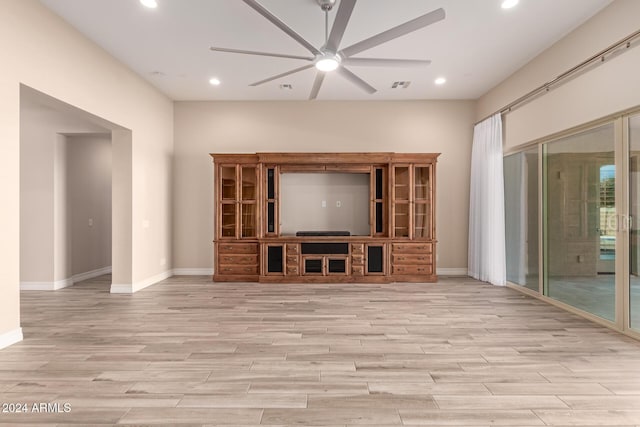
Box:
(20, 105), (106, 285)
(1, 0), (173, 343)
(173, 100), (476, 271)
(67, 135), (112, 277)
(477, 0), (640, 149)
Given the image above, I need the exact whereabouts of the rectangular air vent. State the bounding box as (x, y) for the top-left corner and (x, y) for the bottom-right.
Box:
(391, 81), (411, 89)
(279, 84), (293, 90)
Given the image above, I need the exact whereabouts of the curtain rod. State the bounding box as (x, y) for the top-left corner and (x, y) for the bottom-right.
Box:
(475, 28), (640, 126)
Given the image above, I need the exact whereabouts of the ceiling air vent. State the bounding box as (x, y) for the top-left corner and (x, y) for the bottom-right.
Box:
(279, 84), (293, 90)
(391, 81), (411, 89)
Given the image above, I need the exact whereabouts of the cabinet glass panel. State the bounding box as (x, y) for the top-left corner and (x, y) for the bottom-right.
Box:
(241, 166), (256, 201)
(394, 166), (410, 200)
(221, 166), (236, 200)
(414, 202), (430, 238)
(267, 202), (275, 233)
(375, 168), (383, 199)
(267, 246), (283, 273)
(367, 246), (384, 273)
(267, 168), (275, 199)
(375, 202), (383, 233)
(395, 203), (410, 238)
(414, 166), (430, 201)
(221, 203), (236, 237)
(241, 204), (257, 238)
(328, 259), (346, 273)
(304, 259), (323, 274)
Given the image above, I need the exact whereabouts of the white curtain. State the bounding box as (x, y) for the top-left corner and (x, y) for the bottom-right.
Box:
(468, 113), (506, 286)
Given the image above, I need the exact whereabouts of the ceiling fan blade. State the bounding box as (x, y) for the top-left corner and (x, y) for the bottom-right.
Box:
(342, 58), (431, 67)
(249, 64), (315, 86)
(242, 0), (321, 55)
(210, 47), (313, 61)
(336, 67), (376, 94)
(309, 72), (326, 100)
(339, 8), (445, 58)
(325, 0), (357, 53)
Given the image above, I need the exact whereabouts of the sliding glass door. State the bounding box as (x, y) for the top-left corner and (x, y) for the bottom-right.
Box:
(505, 111), (640, 336)
(504, 148), (539, 292)
(629, 114), (640, 331)
(543, 124), (616, 322)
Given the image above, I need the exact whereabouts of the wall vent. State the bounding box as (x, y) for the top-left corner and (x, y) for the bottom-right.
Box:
(391, 81), (411, 89)
(279, 84), (293, 90)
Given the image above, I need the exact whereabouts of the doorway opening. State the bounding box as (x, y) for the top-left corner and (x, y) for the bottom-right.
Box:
(19, 85), (132, 294)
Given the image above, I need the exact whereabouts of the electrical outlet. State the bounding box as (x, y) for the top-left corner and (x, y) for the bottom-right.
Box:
(321, 200), (326, 208)
(88, 218), (93, 227)
(336, 200), (341, 208)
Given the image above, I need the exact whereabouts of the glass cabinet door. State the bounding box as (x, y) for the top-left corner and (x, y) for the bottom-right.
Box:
(221, 203), (237, 237)
(394, 166), (410, 238)
(414, 166), (431, 239)
(240, 166), (257, 238)
(220, 166), (236, 200)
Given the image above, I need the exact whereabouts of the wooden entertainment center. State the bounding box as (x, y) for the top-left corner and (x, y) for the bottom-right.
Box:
(210, 152), (439, 283)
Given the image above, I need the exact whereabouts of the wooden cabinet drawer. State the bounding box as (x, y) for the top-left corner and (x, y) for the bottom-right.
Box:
(392, 254), (432, 265)
(286, 255), (299, 265)
(392, 265), (432, 275)
(391, 243), (432, 254)
(218, 243), (259, 254)
(286, 244), (299, 255)
(352, 255), (364, 265)
(352, 265), (364, 276)
(217, 265), (259, 275)
(219, 254), (258, 265)
(351, 243), (364, 255)
(286, 265), (299, 275)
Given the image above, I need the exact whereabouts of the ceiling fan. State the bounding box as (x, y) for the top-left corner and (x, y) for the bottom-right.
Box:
(210, 0), (445, 99)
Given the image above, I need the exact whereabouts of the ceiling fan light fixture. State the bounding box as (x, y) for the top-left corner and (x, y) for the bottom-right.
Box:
(140, 0), (158, 9)
(315, 53), (340, 72)
(501, 0), (519, 9)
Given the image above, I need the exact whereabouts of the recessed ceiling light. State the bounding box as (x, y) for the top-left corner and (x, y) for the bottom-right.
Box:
(209, 77), (221, 86)
(434, 77), (446, 85)
(501, 0), (519, 9)
(140, 0), (158, 8)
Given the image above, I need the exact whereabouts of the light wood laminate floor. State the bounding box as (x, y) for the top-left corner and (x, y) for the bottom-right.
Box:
(2, 275), (640, 426)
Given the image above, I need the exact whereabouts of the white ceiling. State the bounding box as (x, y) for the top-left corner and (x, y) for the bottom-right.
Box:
(39, 0), (611, 101)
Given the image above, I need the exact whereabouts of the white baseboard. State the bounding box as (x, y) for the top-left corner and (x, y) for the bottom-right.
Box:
(72, 266), (112, 283)
(172, 268), (213, 276)
(436, 268), (468, 276)
(21, 278), (73, 291)
(21, 266), (112, 291)
(110, 269), (172, 294)
(0, 328), (23, 350)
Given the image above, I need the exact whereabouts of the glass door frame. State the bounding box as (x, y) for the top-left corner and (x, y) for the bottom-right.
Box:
(505, 111), (640, 340)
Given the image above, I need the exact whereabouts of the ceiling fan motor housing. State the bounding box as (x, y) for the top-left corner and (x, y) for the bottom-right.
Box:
(316, 0), (336, 12)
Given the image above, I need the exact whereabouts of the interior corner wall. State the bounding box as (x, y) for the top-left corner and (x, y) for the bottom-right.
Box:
(173, 100), (476, 272)
(1, 0), (173, 341)
(476, 0), (640, 150)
